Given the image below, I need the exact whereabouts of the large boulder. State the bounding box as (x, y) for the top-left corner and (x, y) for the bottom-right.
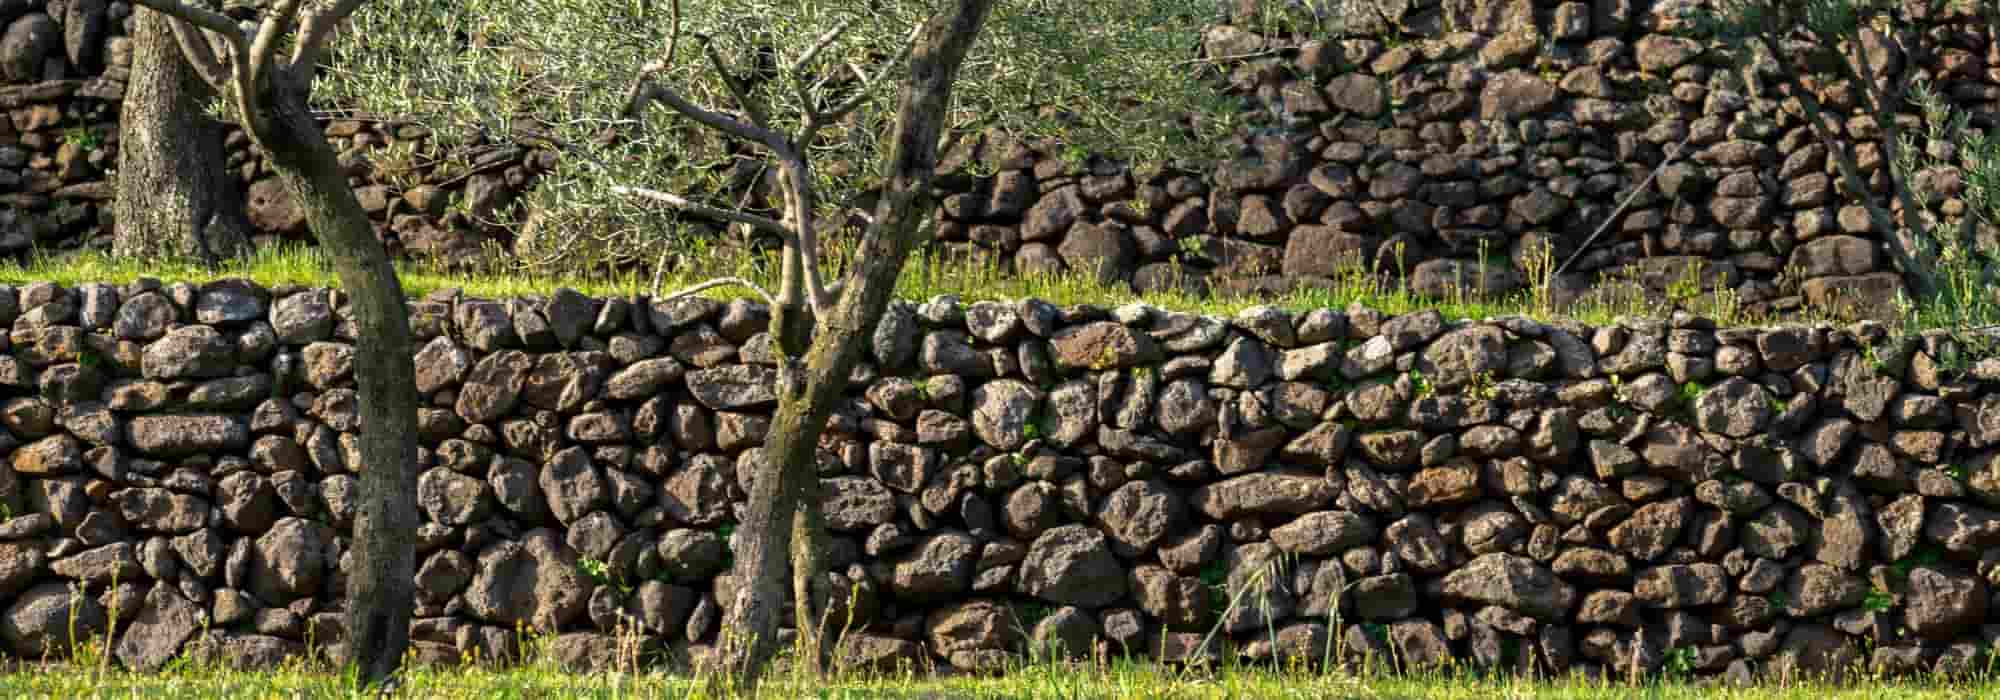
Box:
(462, 529), (590, 632)
(1269, 510), (1375, 556)
(1020, 525), (1128, 608)
(889, 531), (979, 601)
(1440, 553), (1575, 621)
(821, 476), (897, 531)
(127, 415), (249, 458)
(113, 584), (202, 671)
(1191, 471), (1337, 520)
(1050, 322), (1162, 371)
(1904, 566), (1986, 641)
(249, 518), (333, 604)
(1094, 480), (1186, 554)
(2, 582), (107, 658)
(456, 350), (533, 424)
(970, 380), (1041, 451)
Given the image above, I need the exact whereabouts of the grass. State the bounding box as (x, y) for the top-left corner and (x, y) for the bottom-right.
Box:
(3, 660), (1997, 700)
(0, 243), (1822, 330)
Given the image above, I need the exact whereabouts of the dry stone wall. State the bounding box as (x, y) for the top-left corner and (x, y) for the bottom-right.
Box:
(0, 279), (1998, 677)
(5, 1), (2000, 317)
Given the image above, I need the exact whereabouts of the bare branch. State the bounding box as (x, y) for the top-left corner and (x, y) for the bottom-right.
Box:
(250, 0), (306, 69)
(659, 277), (778, 310)
(636, 82), (787, 149)
(775, 160), (832, 315)
(165, 12), (231, 92)
(612, 185), (793, 238)
(292, 0), (370, 72)
(1556, 133), (1695, 276)
(792, 18), (854, 79)
(697, 34), (773, 132)
(619, 0), (683, 120)
(127, 0), (247, 48)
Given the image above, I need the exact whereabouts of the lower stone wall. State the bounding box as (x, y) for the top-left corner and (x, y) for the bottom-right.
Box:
(0, 280), (1997, 678)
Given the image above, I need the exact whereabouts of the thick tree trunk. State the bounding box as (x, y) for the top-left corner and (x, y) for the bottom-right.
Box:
(718, 0), (995, 689)
(239, 71), (420, 688)
(114, 6), (250, 263)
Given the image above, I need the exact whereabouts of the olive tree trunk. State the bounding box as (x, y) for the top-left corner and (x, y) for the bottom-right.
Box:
(718, 0), (994, 687)
(114, 6), (250, 263)
(242, 80), (421, 686)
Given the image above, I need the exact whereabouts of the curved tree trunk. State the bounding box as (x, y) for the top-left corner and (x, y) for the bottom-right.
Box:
(717, 0), (995, 689)
(114, 6), (250, 263)
(241, 73), (420, 687)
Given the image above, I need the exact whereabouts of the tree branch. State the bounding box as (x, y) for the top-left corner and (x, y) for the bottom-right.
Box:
(127, 0), (247, 47)
(698, 34), (774, 134)
(164, 12), (231, 92)
(618, 0), (682, 121)
(659, 277), (777, 310)
(635, 82), (787, 148)
(291, 0), (370, 72)
(613, 185), (793, 238)
(776, 159), (832, 315)
(792, 18), (853, 80)
(250, 0), (306, 70)
(1755, 33), (1937, 299)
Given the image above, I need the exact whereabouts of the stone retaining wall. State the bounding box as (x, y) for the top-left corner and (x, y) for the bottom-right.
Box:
(3, 1), (1999, 317)
(0, 279), (1998, 678)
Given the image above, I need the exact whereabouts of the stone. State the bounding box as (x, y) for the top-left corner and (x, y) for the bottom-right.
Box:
(456, 350), (534, 424)
(1, 582), (106, 658)
(890, 532), (979, 601)
(126, 415), (248, 457)
(248, 518), (332, 605)
(1633, 563), (1729, 608)
(142, 326), (234, 379)
(822, 476), (897, 531)
(539, 448), (607, 525)
(1440, 553), (1576, 621)
(1020, 525), (1127, 607)
(1903, 566), (1985, 641)
(1051, 322), (1162, 371)
(971, 380), (1041, 451)
(1609, 498), (1689, 562)
(1191, 471), (1337, 520)
(463, 529), (590, 632)
(113, 584), (201, 671)
(926, 599), (1017, 667)
(685, 365), (777, 410)
(1693, 377), (1773, 437)
(1094, 480), (1185, 554)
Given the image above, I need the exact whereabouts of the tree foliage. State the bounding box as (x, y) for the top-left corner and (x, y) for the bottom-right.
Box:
(316, 0), (1246, 273)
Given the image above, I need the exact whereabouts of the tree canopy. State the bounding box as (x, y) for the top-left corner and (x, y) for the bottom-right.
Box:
(316, 0), (1250, 272)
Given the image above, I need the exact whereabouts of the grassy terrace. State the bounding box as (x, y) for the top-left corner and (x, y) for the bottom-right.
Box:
(2, 660), (1996, 700)
(0, 245), (1828, 329)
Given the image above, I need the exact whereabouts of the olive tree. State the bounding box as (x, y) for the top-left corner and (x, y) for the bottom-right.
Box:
(319, 0), (1245, 276)
(318, 0), (1253, 686)
(1688, 0), (2000, 327)
(116, 0), (421, 687)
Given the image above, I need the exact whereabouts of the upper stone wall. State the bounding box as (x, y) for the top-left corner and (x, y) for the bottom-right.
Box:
(1, 279), (1999, 677)
(3, 0), (1999, 319)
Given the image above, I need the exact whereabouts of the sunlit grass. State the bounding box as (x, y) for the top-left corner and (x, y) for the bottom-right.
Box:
(0, 660), (1995, 700)
(0, 244), (1824, 330)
